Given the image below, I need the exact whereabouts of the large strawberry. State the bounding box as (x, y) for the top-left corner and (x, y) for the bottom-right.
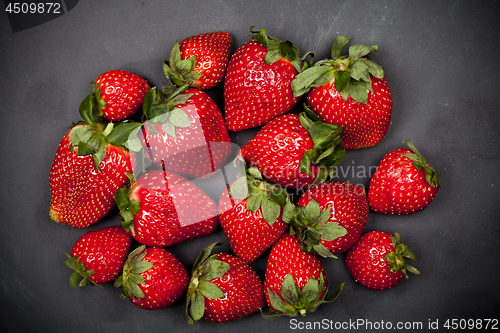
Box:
(292, 35), (393, 149)
(115, 245), (189, 310)
(63, 226), (132, 288)
(88, 69), (150, 121)
(291, 181), (369, 258)
(164, 31), (231, 90)
(49, 99), (141, 228)
(240, 111), (345, 190)
(264, 233), (343, 317)
(114, 169), (219, 247)
(186, 242), (265, 324)
(139, 85), (232, 179)
(218, 160), (290, 263)
(345, 231), (419, 290)
(224, 27), (309, 131)
(368, 140), (439, 214)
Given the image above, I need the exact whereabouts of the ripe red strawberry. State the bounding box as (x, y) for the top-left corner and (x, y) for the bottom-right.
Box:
(293, 181), (369, 257)
(186, 242), (265, 324)
(368, 140), (439, 214)
(292, 35), (393, 149)
(241, 111), (345, 190)
(49, 107), (141, 228)
(218, 162), (290, 263)
(264, 233), (343, 317)
(63, 226), (132, 287)
(139, 85), (232, 179)
(164, 31), (231, 90)
(114, 169), (219, 247)
(224, 27), (308, 131)
(115, 245), (189, 310)
(91, 69), (150, 121)
(345, 231), (419, 290)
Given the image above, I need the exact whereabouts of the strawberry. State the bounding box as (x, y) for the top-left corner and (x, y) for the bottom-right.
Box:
(139, 85), (232, 179)
(223, 27), (309, 131)
(114, 168), (219, 247)
(90, 69), (150, 121)
(115, 245), (189, 310)
(240, 111), (345, 190)
(263, 233), (343, 317)
(186, 242), (265, 324)
(368, 140), (439, 214)
(345, 231), (420, 290)
(164, 31), (232, 90)
(49, 100), (141, 228)
(218, 160), (290, 263)
(63, 226), (132, 287)
(292, 35), (393, 149)
(289, 181), (369, 258)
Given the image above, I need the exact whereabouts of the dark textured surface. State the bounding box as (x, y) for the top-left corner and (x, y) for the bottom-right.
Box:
(1, 1), (499, 332)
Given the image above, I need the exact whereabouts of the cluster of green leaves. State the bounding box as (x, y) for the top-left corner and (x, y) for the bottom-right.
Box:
(63, 253), (100, 289)
(114, 245), (154, 299)
(401, 140), (440, 187)
(163, 42), (204, 88)
(114, 173), (140, 235)
(186, 242), (230, 325)
(385, 232), (420, 278)
(291, 35), (384, 103)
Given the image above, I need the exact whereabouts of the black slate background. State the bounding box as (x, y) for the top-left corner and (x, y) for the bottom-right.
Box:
(1, 1), (499, 332)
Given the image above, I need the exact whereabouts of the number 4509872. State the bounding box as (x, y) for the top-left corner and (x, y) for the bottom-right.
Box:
(5, 2), (62, 14)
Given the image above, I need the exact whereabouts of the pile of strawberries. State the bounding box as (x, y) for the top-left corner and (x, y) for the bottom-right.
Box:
(49, 28), (440, 323)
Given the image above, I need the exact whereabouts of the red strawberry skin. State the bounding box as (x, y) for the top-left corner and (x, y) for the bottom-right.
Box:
(264, 234), (327, 312)
(141, 88), (231, 179)
(178, 31), (231, 89)
(241, 113), (320, 189)
(128, 169), (219, 247)
(218, 187), (288, 263)
(368, 148), (439, 214)
(297, 181), (369, 254)
(49, 125), (133, 228)
(129, 246), (189, 310)
(202, 253), (265, 323)
(224, 40), (300, 131)
(95, 70), (150, 121)
(345, 231), (403, 290)
(307, 76), (392, 149)
(69, 226), (132, 284)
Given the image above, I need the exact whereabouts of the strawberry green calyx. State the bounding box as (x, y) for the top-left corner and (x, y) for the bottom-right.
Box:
(298, 108), (345, 185)
(385, 232), (420, 278)
(186, 242), (230, 325)
(264, 274), (344, 318)
(402, 140), (440, 188)
(114, 245), (154, 299)
(291, 35), (385, 103)
(63, 253), (100, 288)
(249, 26), (311, 73)
(282, 198), (347, 258)
(163, 42), (204, 88)
(114, 173), (140, 235)
(228, 158), (290, 225)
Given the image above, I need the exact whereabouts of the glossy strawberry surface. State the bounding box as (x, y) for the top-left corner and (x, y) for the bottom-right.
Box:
(49, 125), (133, 228)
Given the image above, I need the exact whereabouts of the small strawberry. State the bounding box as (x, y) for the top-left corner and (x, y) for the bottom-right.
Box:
(115, 245), (189, 310)
(368, 140), (439, 214)
(63, 226), (132, 287)
(292, 181), (369, 257)
(224, 27), (310, 131)
(263, 234), (343, 317)
(218, 160), (290, 263)
(164, 31), (232, 90)
(49, 100), (142, 228)
(345, 231), (420, 290)
(114, 169), (219, 247)
(90, 69), (150, 121)
(292, 35), (393, 149)
(186, 242), (265, 324)
(241, 111), (345, 190)
(139, 85), (232, 179)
